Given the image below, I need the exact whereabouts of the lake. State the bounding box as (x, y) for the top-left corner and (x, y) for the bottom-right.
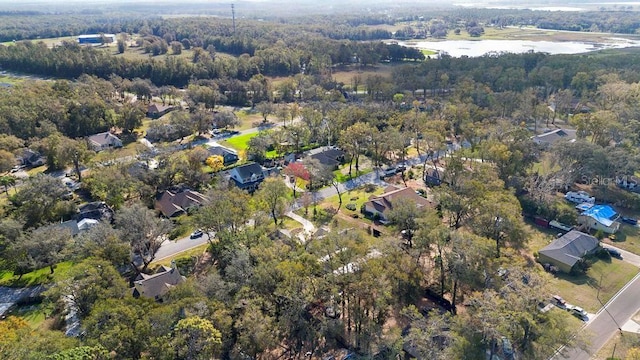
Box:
(397, 38), (640, 57)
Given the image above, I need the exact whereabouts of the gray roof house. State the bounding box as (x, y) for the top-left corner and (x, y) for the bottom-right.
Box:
(87, 131), (123, 152)
(147, 103), (176, 119)
(538, 230), (600, 273)
(19, 149), (46, 168)
(307, 147), (346, 169)
(532, 128), (577, 147)
(229, 162), (265, 192)
(207, 145), (239, 166)
(132, 264), (185, 302)
(155, 189), (208, 218)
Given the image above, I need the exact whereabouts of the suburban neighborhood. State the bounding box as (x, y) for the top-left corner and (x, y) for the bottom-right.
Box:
(2, 1), (640, 360)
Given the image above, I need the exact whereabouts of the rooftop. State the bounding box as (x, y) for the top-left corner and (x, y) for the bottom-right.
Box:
(581, 204), (619, 227)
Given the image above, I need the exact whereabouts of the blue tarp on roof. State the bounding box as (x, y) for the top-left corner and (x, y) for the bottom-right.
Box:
(581, 205), (619, 227)
(576, 203), (594, 212)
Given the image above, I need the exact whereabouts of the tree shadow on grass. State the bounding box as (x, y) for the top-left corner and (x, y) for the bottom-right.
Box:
(554, 257), (613, 289)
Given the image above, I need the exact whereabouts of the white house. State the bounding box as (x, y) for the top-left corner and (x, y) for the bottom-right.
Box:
(87, 131), (122, 152)
(578, 204), (620, 234)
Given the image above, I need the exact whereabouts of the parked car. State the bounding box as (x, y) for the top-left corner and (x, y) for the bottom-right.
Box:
(606, 247), (623, 259)
(621, 217), (638, 225)
(552, 295), (567, 308)
(190, 230), (204, 239)
(568, 306), (588, 320)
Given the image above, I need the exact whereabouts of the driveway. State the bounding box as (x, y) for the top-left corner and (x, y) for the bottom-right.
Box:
(602, 243), (640, 267)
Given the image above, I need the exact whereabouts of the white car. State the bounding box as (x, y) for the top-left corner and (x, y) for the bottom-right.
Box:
(567, 305), (588, 320)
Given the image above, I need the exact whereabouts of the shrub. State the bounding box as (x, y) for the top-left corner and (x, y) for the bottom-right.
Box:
(174, 256), (197, 276)
(364, 184), (377, 193)
(345, 203), (357, 211)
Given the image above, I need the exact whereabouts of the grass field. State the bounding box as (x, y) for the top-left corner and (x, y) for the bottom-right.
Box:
(152, 243), (209, 267)
(595, 330), (640, 360)
(0, 74), (23, 85)
(221, 132), (258, 151)
(549, 257), (638, 313)
(603, 223), (640, 255)
(235, 109), (272, 131)
(15, 303), (49, 329)
(333, 168), (372, 183)
(0, 261), (75, 287)
(321, 185), (383, 215)
(331, 64), (396, 88)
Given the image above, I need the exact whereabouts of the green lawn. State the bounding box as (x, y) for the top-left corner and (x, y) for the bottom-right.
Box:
(153, 243), (209, 267)
(604, 223), (640, 255)
(421, 49), (437, 56)
(220, 132), (259, 151)
(15, 303), (48, 329)
(0, 261), (75, 287)
(321, 185), (383, 214)
(549, 257), (638, 313)
(333, 168), (372, 183)
(0, 74), (23, 84)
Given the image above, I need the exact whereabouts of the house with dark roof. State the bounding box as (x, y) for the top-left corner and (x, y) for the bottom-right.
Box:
(74, 201), (114, 222)
(87, 131), (122, 152)
(155, 189), (208, 218)
(538, 230), (600, 273)
(132, 264), (185, 301)
(424, 166), (443, 186)
(578, 204), (620, 234)
(532, 128), (577, 147)
(363, 185), (430, 222)
(307, 147), (346, 169)
(147, 103), (176, 119)
(207, 145), (239, 166)
(229, 162), (265, 192)
(18, 149), (45, 168)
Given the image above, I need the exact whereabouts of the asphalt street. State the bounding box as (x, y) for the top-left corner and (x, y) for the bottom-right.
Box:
(153, 232), (212, 262)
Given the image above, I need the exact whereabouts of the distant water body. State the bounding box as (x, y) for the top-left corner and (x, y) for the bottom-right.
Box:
(396, 38), (640, 58)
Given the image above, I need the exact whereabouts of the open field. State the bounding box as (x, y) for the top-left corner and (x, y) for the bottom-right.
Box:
(603, 223), (640, 256)
(0, 261), (75, 287)
(549, 257), (638, 313)
(331, 64), (396, 88)
(221, 132), (258, 151)
(0, 74), (23, 85)
(235, 108), (272, 131)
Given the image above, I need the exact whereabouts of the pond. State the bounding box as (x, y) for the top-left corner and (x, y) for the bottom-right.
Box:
(397, 38), (640, 57)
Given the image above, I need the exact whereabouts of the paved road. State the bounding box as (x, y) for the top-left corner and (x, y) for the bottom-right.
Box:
(554, 272), (640, 359)
(153, 232), (212, 262)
